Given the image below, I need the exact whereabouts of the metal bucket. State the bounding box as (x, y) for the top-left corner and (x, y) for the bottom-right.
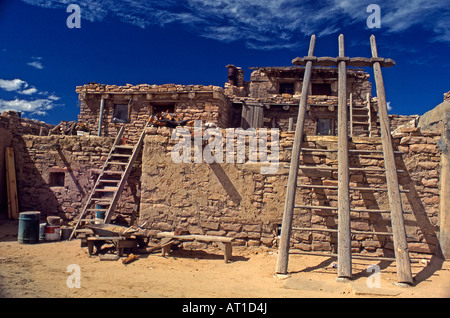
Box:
(39, 223), (47, 241)
(60, 227), (73, 240)
(18, 212), (41, 244)
(45, 225), (60, 241)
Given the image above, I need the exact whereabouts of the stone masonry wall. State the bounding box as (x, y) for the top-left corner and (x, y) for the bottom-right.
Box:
(76, 84), (231, 142)
(139, 126), (441, 256)
(12, 135), (141, 224)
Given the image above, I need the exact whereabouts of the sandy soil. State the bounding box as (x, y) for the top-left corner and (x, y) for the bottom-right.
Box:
(0, 219), (449, 298)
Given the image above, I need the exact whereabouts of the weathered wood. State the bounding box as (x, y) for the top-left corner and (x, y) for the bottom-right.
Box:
(276, 34), (316, 275)
(157, 232), (234, 263)
(5, 147), (19, 220)
(337, 34), (352, 279)
(103, 125), (147, 224)
(292, 56), (396, 68)
(69, 126), (126, 240)
(157, 232), (234, 243)
(97, 97), (105, 136)
(370, 35), (413, 285)
(349, 93), (353, 137)
(367, 92), (373, 137)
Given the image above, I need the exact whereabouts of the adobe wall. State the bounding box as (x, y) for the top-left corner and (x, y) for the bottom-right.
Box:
(12, 135), (140, 224)
(77, 84), (231, 141)
(0, 111), (55, 214)
(247, 68), (371, 101)
(139, 126), (441, 256)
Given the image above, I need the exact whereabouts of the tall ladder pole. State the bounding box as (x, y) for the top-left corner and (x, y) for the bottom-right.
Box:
(370, 35), (413, 285)
(337, 34), (352, 280)
(276, 34), (316, 274)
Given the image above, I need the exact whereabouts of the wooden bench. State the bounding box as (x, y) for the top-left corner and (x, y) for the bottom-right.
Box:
(87, 236), (137, 257)
(156, 232), (234, 263)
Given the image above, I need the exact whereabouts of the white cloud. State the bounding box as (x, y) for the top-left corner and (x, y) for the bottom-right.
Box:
(0, 78), (60, 115)
(0, 79), (28, 92)
(0, 78), (39, 95)
(20, 0), (450, 49)
(27, 61), (44, 69)
(19, 87), (38, 95)
(0, 98), (56, 115)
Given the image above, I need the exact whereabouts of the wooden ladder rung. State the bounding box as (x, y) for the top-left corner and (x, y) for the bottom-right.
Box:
(291, 165), (404, 173)
(98, 179), (120, 183)
(114, 145), (135, 150)
(300, 148), (337, 152)
(85, 208), (109, 212)
(352, 121), (370, 125)
(110, 154), (132, 158)
(295, 205), (337, 210)
(94, 188), (119, 192)
(102, 170), (124, 174)
(107, 161), (128, 165)
(296, 184), (409, 193)
(292, 227), (393, 236)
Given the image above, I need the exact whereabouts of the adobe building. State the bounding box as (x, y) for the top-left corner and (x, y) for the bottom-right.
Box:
(0, 58), (449, 259)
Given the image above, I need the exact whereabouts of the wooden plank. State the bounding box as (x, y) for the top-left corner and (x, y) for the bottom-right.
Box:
(292, 56), (395, 68)
(5, 147), (19, 220)
(349, 93), (353, 137)
(157, 232), (234, 243)
(367, 92), (373, 137)
(276, 34), (316, 275)
(337, 34), (352, 279)
(371, 35), (413, 285)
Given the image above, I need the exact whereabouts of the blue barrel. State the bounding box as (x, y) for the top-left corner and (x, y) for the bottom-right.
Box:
(95, 204), (107, 220)
(18, 212), (41, 244)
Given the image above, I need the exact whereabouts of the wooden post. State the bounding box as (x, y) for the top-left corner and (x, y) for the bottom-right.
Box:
(98, 97), (105, 136)
(5, 147), (19, 220)
(349, 93), (353, 137)
(367, 92), (372, 137)
(370, 35), (413, 285)
(276, 35), (316, 274)
(337, 34), (352, 279)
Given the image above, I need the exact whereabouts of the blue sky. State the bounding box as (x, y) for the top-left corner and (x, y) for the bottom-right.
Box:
(0, 0), (449, 125)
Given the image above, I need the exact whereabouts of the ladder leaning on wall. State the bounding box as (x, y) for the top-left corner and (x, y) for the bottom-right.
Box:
(276, 34), (413, 285)
(69, 124), (148, 240)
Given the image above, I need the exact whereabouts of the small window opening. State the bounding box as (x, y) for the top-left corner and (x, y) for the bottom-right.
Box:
(113, 104), (129, 123)
(49, 172), (65, 187)
(279, 83), (295, 95)
(316, 118), (333, 136)
(152, 103), (175, 116)
(275, 224), (282, 237)
(312, 83), (332, 96)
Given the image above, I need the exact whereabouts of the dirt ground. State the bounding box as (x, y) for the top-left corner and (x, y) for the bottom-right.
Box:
(0, 219), (449, 298)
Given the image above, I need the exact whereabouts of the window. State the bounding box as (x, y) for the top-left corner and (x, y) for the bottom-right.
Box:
(312, 83), (332, 96)
(152, 103), (175, 116)
(113, 104), (128, 123)
(49, 172), (65, 187)
(279, 82), (295, 95)
(316, 118), (333, 136)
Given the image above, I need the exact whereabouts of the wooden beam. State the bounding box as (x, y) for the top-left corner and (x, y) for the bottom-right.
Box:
(5, 147), (19, 220)
(276, 34), (316, 275)
(349, 93), (353, 137)
(98, 97), (105, 137)
(370, 35), (413, 285)
(337, 34), (352, 279)
(292, 56), (396, 68)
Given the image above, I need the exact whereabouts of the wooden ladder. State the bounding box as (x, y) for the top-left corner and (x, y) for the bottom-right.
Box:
(276, 34), (413, 285)
(69, 124), (147, 240)
(349, 93), (372, 137)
